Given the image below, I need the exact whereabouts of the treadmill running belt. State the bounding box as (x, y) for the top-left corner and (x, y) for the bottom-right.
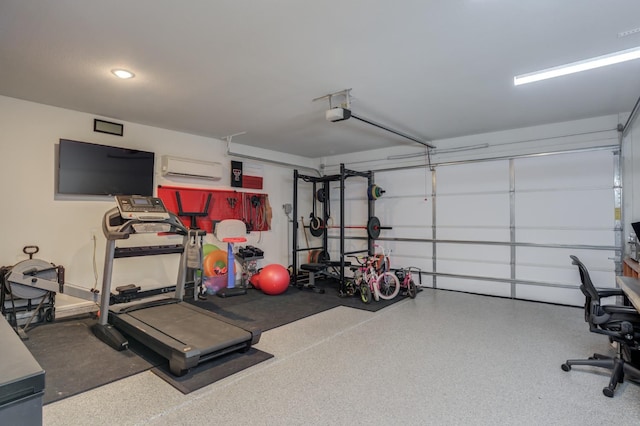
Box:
(110, 301), (258, 375)
(125, 303), (250, 350)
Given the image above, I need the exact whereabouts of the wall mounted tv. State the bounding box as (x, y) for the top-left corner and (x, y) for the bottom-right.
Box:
(57, 139), (155, 196)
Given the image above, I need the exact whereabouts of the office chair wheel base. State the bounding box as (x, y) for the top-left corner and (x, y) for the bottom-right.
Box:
(602, 387), (615, 398)
(561, 363), (571, 372)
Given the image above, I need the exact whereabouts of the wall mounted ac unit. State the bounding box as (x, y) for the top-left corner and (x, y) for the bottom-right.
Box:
(161, 155), (222, 180)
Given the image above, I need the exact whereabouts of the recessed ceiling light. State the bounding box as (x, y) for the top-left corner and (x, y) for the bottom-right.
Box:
(514, 46), (640, 86)
(111, 69), (135, 79)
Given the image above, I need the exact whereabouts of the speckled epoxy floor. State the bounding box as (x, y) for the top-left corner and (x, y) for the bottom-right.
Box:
(43, 289), (640, 425)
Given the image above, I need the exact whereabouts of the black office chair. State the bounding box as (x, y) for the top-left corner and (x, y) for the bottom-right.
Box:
(562, 255), (640, 397)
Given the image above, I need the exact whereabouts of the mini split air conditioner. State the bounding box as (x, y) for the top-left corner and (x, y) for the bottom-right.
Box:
(161, 155), (222, 180)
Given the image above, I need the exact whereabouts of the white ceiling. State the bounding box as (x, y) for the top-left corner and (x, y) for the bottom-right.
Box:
(1, 1), (639, 158)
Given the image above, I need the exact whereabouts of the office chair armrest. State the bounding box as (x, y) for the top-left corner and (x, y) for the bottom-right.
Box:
(599, 288), (632, 307)
(598, 288), (624, 298)
(603, 304), (640, 316)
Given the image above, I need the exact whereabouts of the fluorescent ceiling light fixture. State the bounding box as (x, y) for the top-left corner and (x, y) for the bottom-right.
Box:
(111, 69), (135, 79)
(514, 46), (640, 86)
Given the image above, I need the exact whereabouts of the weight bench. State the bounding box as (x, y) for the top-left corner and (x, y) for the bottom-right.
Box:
(298, 263), (327, 294)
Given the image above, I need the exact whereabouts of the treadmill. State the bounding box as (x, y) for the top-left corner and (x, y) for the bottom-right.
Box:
(92, 195), (260, 376)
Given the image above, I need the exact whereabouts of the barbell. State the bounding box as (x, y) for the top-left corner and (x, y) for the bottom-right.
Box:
(308, 216), (391, 239)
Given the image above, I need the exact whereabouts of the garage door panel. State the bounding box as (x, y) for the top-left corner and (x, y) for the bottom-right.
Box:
(385, 227), (432, 240)
(376, 169), (433, 198)
(437, 277), (511, 297)
(516, 229), (614, 246)
(437, 193), (510, 227)
(516, 285), (585, 306)
(437, 227), (510, 241)
(515, 150), (614, 190)
(437, 161), (509, 193)
(377, 197), (432, 236)
(437, 258), (510, 278)
(516, 247), (616, 271)
(438, 243), (510, 263)
(516, 263), (616, 290)
(516, 189), (613, 228)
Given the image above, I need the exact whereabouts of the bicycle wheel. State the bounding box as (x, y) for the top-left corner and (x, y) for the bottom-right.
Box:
(376, 272), (400, 300)
(370, 277), (380, 302)
(407, 279), (417, 299)
(360, 282), (372, 304)
(340, 280), (356, 297)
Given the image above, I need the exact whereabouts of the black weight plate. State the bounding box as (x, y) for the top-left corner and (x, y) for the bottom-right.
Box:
(317, 250), (330, 263)
(367, 216), (381, 239)
(310, 216), (325, 237)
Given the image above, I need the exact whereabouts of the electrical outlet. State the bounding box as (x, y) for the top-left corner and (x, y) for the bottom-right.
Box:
(89, 228), (98, 241)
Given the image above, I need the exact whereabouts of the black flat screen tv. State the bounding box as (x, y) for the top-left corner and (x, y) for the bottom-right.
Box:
(57, 139), (155, 196)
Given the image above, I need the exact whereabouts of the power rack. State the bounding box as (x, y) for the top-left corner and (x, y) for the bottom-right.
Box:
(292, 164), (377, 293)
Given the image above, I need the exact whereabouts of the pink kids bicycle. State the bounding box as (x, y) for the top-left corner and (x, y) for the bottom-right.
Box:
(394, 266), (419, 299)
(344, 244), (400, 304)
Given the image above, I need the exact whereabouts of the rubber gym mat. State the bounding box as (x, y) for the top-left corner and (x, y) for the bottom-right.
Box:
(23, 315), (164, 405)
(151, 348), (273, 394)
(24, 314), (274, 404)
(187, 278), (407, 332)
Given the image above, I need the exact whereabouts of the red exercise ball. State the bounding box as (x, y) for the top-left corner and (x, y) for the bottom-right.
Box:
(259, 264), (290, 295)
(250, 272), (261, 290)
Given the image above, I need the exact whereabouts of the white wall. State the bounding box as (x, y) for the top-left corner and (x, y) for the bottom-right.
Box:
(0, 95), (307, 310)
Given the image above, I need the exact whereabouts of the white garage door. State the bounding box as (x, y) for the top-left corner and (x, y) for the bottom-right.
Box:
(373, 148), (619, 306)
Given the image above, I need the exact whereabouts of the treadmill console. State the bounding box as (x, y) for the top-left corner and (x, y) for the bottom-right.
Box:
(115, 195), (170, 221)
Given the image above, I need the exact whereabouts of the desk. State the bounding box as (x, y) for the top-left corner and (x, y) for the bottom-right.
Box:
(623, 257), (640, 278)
(616, 276), (640, 312)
